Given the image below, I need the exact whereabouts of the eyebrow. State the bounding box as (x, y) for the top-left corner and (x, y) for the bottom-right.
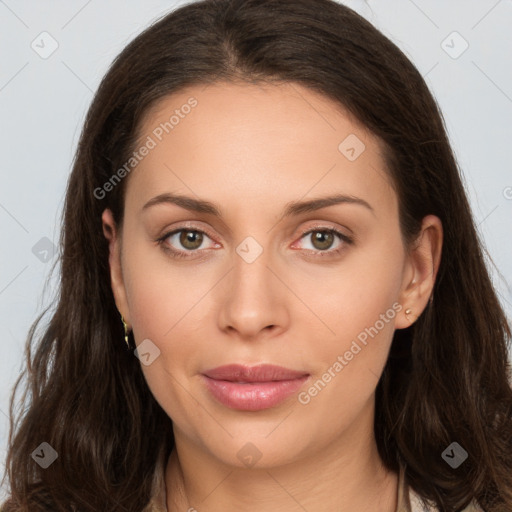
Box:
(142, 192), (375, 218)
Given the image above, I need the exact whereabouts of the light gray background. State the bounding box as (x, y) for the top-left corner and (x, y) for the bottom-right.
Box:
(1, 0), (511, 497)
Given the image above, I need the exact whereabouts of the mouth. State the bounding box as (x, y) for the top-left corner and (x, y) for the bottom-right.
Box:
(201, 364), (310, 411)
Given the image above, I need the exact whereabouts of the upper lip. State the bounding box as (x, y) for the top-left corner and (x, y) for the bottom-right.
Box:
(202, 364), (309, 382)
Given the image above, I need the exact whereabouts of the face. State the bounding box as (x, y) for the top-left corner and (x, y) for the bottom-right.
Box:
(102, 81), (440, 469)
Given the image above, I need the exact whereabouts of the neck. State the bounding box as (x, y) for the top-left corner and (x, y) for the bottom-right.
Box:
(165, 405), (398, 512)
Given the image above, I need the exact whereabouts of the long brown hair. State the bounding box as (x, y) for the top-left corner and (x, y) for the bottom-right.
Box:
(2, 0), (511, 510)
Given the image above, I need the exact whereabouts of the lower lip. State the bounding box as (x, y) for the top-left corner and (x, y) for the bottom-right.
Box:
(201, 375), (309, 411)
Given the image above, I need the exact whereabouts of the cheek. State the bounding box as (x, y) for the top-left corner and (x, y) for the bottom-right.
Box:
(294, 232), (404, 341)
(123, 221), (404, 368)
(292, 234), (404, 398)
(122, 231), (205, 337)
(121, 221), (404, 423)
(121, 239), (219, 394)
(294, 282), (399, 435)
(122, 246), (210, 422)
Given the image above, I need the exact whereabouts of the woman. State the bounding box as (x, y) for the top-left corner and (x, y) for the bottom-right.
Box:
(2, 0), (511, 511)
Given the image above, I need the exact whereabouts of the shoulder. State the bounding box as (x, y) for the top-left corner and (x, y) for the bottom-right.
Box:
(141, 445), (168, 512)
(409, 486), (484, 512)
(397, 460), (484, 512)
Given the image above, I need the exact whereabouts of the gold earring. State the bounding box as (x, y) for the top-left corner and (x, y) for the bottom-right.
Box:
(121, 315), (130, 349)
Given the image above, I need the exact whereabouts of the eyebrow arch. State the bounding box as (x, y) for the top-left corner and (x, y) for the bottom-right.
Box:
(142, 192), (375, 218)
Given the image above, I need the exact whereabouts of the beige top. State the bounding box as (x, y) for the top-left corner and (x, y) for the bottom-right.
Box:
(143, 448), (484, 512)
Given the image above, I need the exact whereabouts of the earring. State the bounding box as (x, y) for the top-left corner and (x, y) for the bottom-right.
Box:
(405, 308), (412, 317)
(121, 315), (130, 349)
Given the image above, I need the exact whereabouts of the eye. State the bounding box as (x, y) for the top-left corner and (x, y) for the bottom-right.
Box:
(156, 227), (218, 259)
(156, 225), (354, 260)
(294, 227), (354, 256)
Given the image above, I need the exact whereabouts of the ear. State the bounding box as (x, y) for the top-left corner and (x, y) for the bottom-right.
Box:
(395, 214), (443, 329)
(102, 208), (131, 327)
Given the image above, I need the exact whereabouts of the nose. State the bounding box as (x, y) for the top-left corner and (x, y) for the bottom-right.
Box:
(216, 246), (290, 341)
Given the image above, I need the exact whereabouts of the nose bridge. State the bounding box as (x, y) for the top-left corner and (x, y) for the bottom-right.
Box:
(217, 235), (288, 337)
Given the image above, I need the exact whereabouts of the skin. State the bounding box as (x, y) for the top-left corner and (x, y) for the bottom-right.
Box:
(102, 81), (442, 511)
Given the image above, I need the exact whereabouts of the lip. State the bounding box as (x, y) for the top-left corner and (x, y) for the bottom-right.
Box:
(201, 364), (310, 411)
(202, 364), (308, 382)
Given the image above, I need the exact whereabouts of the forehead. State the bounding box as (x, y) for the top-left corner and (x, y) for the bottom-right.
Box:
(125, 81), (396, 218)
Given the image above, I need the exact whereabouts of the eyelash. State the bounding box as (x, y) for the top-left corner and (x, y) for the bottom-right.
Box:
(156, 225), (354, 260)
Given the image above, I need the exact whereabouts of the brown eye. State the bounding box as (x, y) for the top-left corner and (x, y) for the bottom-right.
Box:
(294, 227), (354, 257)
(179, 230), (204, 250)
(157, 226), (219, 260)
(309, 231), (335, 251)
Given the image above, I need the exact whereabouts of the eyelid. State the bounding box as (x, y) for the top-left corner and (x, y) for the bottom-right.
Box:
(156, 221), (354, 259)
(158, 221), (218, 243)
(156, 223), (219, 251)
(291, 224), (353, 251)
